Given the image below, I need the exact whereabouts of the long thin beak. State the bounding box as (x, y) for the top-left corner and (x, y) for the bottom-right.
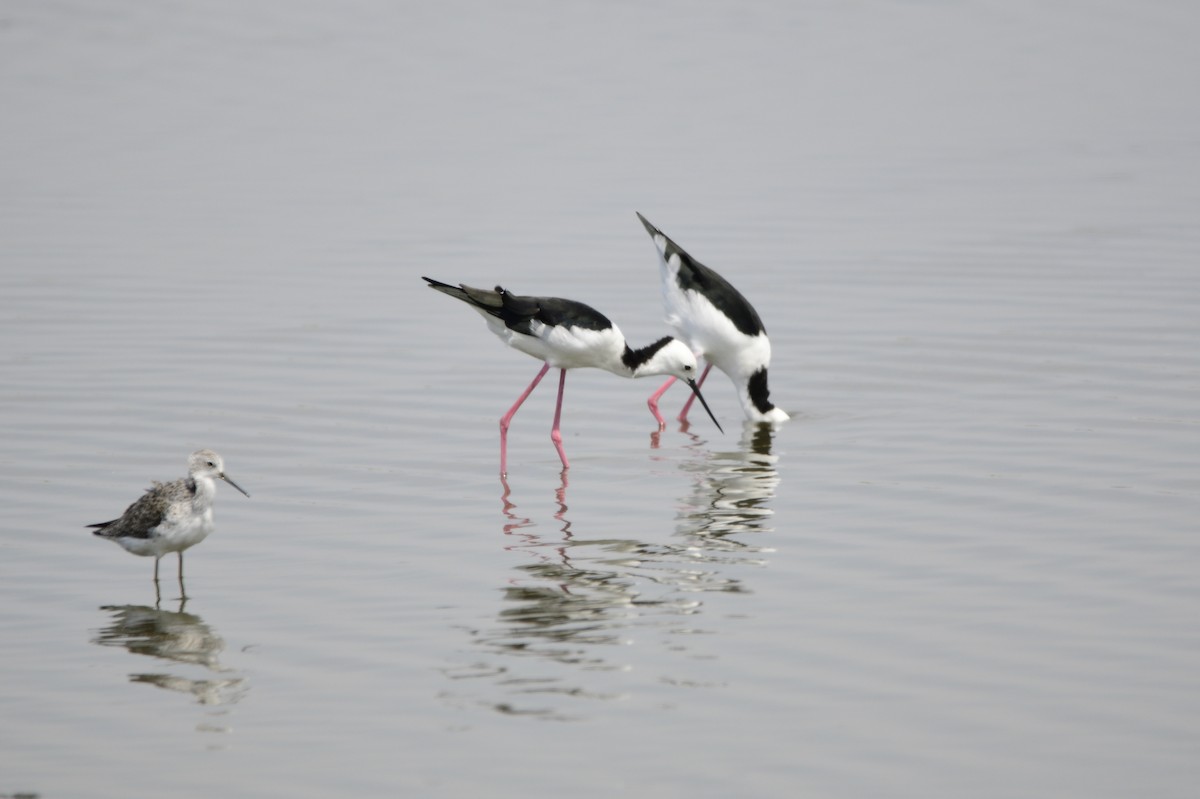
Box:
(220, 473), (251, 498)
(685, 379), (724, 433)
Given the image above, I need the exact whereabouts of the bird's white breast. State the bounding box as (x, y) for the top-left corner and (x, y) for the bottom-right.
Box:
(157, 478), (217, 552)
(158, 507), (215, 552)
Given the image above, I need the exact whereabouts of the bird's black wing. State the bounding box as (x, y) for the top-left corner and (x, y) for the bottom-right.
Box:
(636, 213), (767, 337)
(511, 294), (612, 335)
(423, 276), (612, 336)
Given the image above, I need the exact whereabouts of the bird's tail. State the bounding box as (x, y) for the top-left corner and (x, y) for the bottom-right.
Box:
(87, 520), (118, 536)
(635, 211), (683, 266)
(635, 211), (663, 239)
(422, 277), (507, 316)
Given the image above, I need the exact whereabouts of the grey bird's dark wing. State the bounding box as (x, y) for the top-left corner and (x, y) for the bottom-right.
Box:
(87, 481), (180, 539)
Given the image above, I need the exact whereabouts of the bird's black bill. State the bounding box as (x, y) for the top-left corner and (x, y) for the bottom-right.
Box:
(221, 474), (251, 498)
(685, 379), (723, 433)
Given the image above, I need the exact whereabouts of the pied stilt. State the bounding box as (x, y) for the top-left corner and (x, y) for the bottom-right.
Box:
(636, 213), (789, 426)
(423, 277), (723, 475)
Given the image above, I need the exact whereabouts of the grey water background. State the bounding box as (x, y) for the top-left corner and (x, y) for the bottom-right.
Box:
(2, 1), (1198, 796)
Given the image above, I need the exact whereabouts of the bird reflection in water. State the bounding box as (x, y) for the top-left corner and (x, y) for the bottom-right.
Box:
(497, 473), (637, 656)
(441, 474), (638, 719)
(443, 427), (780, 718)
(92, 602), (247, 724)
(671, 422), (781, 551)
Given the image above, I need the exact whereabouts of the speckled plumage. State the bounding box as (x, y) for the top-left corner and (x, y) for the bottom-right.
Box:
(89, 449), (249, 591)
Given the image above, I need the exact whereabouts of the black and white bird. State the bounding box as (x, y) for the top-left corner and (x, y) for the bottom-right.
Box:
(89, 450), (249, 592)
(636, 213), (789, 426)
(423, 277), (722, 475)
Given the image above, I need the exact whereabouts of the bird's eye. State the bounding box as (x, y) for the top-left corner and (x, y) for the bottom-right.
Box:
(206, 461), (216, 468)
(684, 365), (693, 372)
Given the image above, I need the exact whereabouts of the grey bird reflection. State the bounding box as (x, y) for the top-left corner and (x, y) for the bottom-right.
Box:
(92, 603), (247, 710)
(444, 428), (780, 718)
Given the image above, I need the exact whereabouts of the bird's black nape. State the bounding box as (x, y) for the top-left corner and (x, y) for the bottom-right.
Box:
(747, 367), (777, 415)
(621, 336), (675, 372)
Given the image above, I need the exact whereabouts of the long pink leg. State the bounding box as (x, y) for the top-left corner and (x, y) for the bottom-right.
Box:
(646, 376), (676, 428)
(550, 369), (570, 470)
(677, 362), (713, 422)
(500, 363), (551, 476)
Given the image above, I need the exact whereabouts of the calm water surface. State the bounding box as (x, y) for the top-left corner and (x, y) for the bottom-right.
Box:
(2, 1), (1198, 797)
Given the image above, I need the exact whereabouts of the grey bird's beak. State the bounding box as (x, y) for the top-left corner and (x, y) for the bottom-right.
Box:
(685, 379), (724, 434)
(220, 473), (251, 498)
